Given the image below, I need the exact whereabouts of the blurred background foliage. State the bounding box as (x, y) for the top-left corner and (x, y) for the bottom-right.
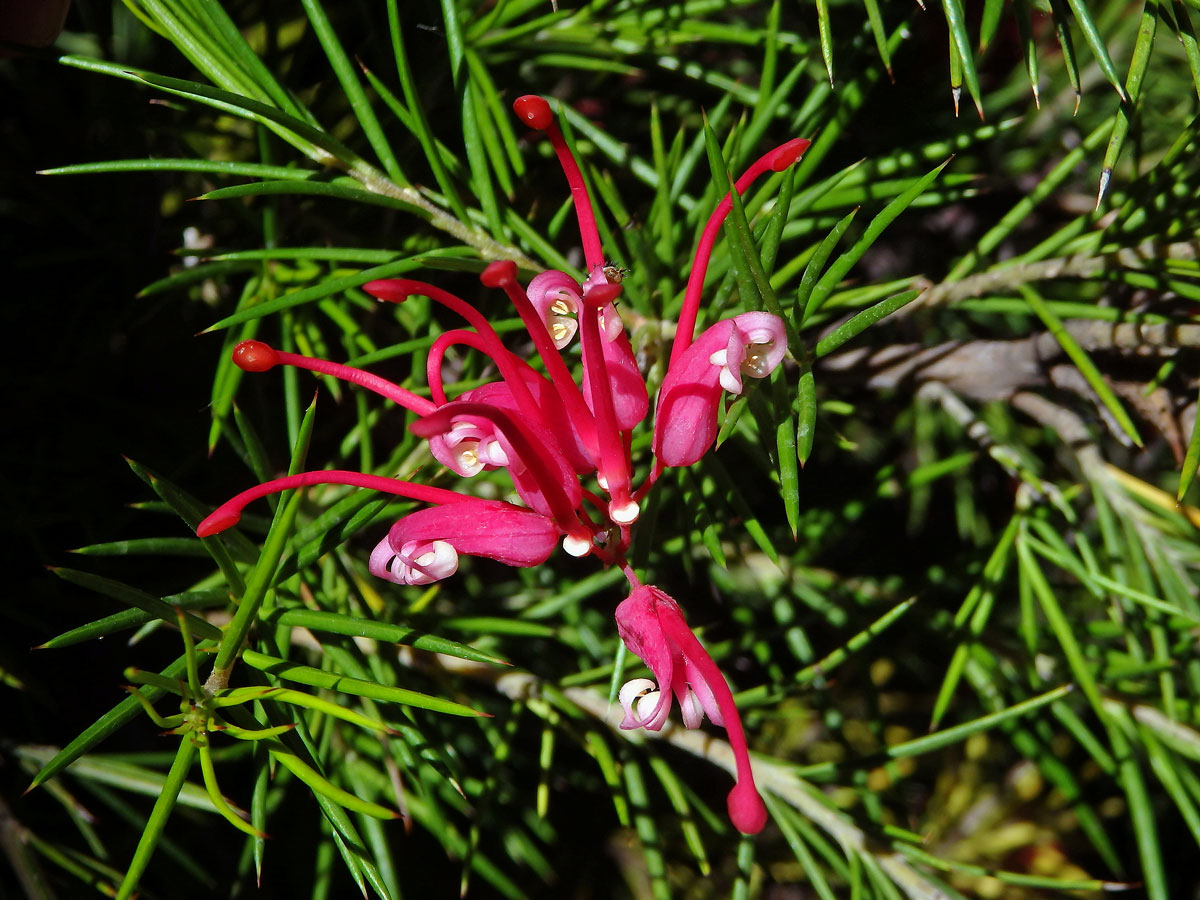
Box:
(3, 0), (1200, 897)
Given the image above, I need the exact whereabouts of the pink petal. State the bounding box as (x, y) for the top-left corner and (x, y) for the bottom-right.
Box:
(731, 311), (788, 380)
(370, 535), (459, 585)
(526, 270), (583, 349)
(387, 500), (560, 569)
(468, 376), (593, 476)
(582, 323), (649, 432)
(412, 402), (583, 528)
(651, 593), (768, 835)
(651, 319), (734, 467)
(615, 586), (680, 680)
(683, 657), (725, 728)
(653, 313), (788, 468)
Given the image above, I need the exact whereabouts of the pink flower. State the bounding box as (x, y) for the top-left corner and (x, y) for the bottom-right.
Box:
(510, 94), (803, 493)
(370, 498), (561, 585)
(653, 312), (788, 468)
(195, 471), (561, 578)
(615, 584), (768, 835)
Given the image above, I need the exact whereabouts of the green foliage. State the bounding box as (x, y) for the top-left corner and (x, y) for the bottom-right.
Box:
(6, 0), (1200, 898)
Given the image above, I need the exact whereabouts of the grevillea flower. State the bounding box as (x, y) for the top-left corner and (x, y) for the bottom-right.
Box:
(195, 471), (561, 582)
(653, 311), (788, 468)
(198, 93), (809, 835)
(615, 584), (767, 835)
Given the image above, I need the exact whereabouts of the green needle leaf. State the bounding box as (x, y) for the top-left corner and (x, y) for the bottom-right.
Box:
(197, 179), (421, 214)
(267, 608), (509, 665)
(200, 250), (467, 332)
(1049, 0), (1084, 112)
(241, 650), (487, 717)
(815, 0), (834, 84)
(40, 159), (316, 179)
(116, 739), (197, 900)
(265, 740), (401, 820)
(48, 568), (223, 641)
(1099, 0), (1159, 207)
(196, 735), (264, 838)
(807, 159), (950, 318)
(813, 289), (923, 358)
(795, 209), (857, 327)
(795, 362), (817, 467)
(300, 0), (406, 184)
(1063, 0), (1129, 101)
(1020, 286), (1142, 447)
(210, 398), (317, 678)
(941, 0), (984, 118)
(1178, 382), (1200, 499)
(862, 0), (893, 77)
(1013, 0), (1041, 107)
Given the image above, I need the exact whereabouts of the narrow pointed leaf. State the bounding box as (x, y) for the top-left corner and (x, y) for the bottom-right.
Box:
(49, 568), (223, 641)
(1178, 382), (1200, 499)
(1020, 286), (1142, 446)
(115, 739), (197, 900)
(1099, 0), (1159, 206)
(198, 180), (420, 214)
(266, 741), (400, 820)
(940, 0), (983, 117)
(300, 0), (406, 184)
(815, 0), (834, 84)
(795, 209), (857, 326)
(241, 650), (486, 717)
(808, 160), (949, 317)
(267, 608), (508, 665)
(1063, 0), (1129, 99)
(40, 159), (316, 179)
(814, 289), (923, 357)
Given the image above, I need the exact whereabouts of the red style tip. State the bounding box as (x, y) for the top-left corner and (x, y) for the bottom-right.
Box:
(513, 95), (553, 130)
(196, 512), (239, 537)
(480, 260), (518, 288)
(581, 282), (622, 309)
(232, 340), (279, 372)
(362, 279), (411, 303)
(729, 784), (769, 834)
(768, 138), (812, 172)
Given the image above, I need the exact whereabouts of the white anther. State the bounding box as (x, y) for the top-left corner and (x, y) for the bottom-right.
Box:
(710, 347), (744, 393)
(548, 317), (578, 349)
(545, 292), (579, 349)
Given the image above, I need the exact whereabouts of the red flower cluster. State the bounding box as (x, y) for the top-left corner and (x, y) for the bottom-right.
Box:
(199, 95), (808, 834)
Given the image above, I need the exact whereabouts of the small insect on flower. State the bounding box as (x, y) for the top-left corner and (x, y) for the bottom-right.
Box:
(602, 260), (631, 284)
